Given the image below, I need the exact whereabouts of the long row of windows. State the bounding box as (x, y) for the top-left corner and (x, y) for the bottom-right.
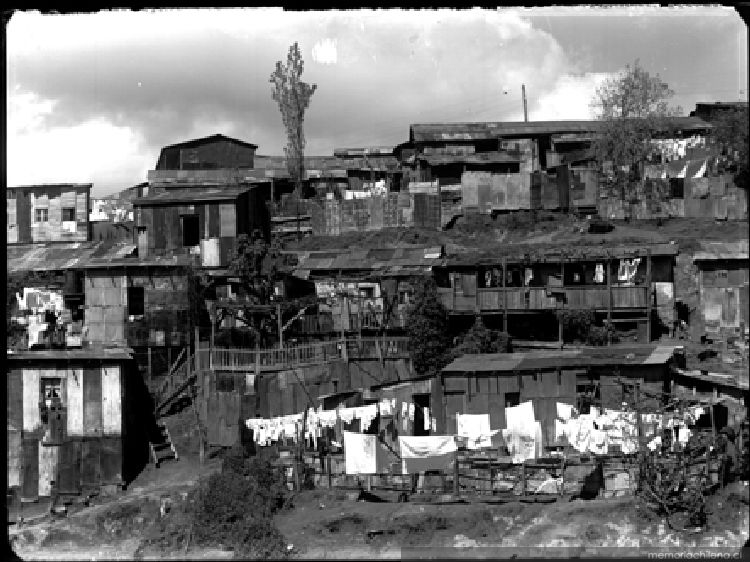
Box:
(34, 208), (77, 222)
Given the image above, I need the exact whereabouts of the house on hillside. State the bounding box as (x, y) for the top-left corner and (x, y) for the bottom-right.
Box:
(287, 245), (445, 337)
(397, 117), (714, 218)
(691, 241), (749, 339)
(6, 346), (150, 514)
(690, 101), (749, 122)
(433, 242), (679, 343)
(438, 345), (677, 450)
(7, 184), (91, 244)
(7, 241), (133, 350)
(133, 185), (270, 267)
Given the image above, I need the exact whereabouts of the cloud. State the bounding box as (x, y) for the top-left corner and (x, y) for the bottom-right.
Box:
(6, 8), (625, 195)
(530, 72), (612, 121)
(312, 38), (338, 65)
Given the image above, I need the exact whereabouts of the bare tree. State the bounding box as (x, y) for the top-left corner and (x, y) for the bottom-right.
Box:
(270, 42), (317, 198)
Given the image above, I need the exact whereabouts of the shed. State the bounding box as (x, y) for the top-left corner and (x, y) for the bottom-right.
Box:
(6, 346), (150, 506)
(439, 345), (676, 449)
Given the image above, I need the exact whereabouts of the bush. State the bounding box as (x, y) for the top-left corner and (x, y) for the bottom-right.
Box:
(140, 452), (290, 558)
(556, 309), (616, 346)
(456, 317), (512, 354)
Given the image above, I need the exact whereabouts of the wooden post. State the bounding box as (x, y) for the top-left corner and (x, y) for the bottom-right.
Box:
(453, 450), (460, 497)
(646, 250), (652, 343)
(502, 257), (508, 334)
(210, 306), (215, 370)
(277, 303), (283, 349)
(710, 398), (716, 439)
(560, 457), (565, 497)
(559, 257), (565, 348)
(327, 452), (332, 489)
(521, 461), (527, 496)
(607, 257), (613, 346)
(147, 347), (152, 387)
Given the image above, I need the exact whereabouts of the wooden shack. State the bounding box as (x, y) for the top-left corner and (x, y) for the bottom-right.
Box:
(7, 183), (91, 244)
(81, 255), (194, 381)
(434, 242), (678, 342)
(133, 186), (270, 267)
(692, 241), (749, 337)
(6, 347), (150, 507)
(438, 345), (676, 449)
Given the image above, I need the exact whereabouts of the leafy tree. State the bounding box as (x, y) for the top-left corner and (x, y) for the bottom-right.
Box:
(405, 276), (453, 376)
(555, 308), (616, 346)
(591, 59), (682, 181)
(270, 42), (317, 198)
(711, 105), (749, 190)
(455, 316), (511, 354)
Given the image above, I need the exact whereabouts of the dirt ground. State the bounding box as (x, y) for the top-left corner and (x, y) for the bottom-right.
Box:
(9, 450), (748, 560)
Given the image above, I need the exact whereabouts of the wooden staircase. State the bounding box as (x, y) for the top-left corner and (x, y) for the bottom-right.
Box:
(149, 347), (200, 467)
(149, 420), (178, 467)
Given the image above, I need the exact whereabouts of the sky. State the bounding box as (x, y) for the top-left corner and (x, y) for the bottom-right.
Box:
(7, 6), (748, 197)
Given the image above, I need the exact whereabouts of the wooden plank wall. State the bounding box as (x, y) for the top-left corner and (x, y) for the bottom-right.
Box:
(83, 367), (103, 437)
(67, 368), (85, 436)
(102, 365), (122, 435)
(22, 438), (39, 501)
(38, 444), (60, 497)
(22, 368), (41, 433)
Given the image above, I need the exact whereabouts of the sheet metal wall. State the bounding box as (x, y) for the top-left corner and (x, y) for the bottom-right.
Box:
(15, 186), (90, 243)
(439, 369), (578, 449)
(7, 361), (130, 501)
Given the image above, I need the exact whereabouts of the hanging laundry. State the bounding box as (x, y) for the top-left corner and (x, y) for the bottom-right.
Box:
(594, 263), (605, 284)
(401, 401), (409, 419)
(344, 431), (378, 475)
(524, 268), (533, 286)
(431, 418), (437, 432)
(423, 407), (431, 431)
(556, 402), (576, 421)
(617, 258), (640, 283)
(456, 413), (496, 450)
(379, 399), (393, 416)
(352, 404), (378, 432)
(647, 436), (662, 452)
(339, 407), (356, 425)
(505, 401), (535, 430)
(408, 403), (415, 422)
(555, 419), (568, 442)
(588, 429), (608, 455)
(501, 427), (537, 464)
(317, 408), (338, 429)
(399, 435), (457, 474)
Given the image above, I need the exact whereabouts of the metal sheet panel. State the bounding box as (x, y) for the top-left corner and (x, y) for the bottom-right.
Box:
(80, 440), (101, 488)
(22, 438), (39, 501)
(83, 367), (103, 437)
(57, 440), (81, 495)
(23, 368), (41, 433)
(8, 431), (22, 488)
(8, 367), (23, 432)
(102, 366), (121, 435)
(219, 204), (237, 237)
(208, 204), (221, 238)
(66, 368), (84, 436)
(38, 443), (60, 497)
(100, 437), (122, 484)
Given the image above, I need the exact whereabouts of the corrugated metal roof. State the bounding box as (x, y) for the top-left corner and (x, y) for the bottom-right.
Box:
(8, 183), (93, 191)
(291, 245), (444, 274)
(444, 242), (679, 266)
(7, 241), (190, 273)
(443, 345), (676, 374)
(692, 240), (749, 261)
(7, 346), (134, 361)
(133, 186), (250, 205)
(410, 117), (712, 143)
(417, 152), (521, 166)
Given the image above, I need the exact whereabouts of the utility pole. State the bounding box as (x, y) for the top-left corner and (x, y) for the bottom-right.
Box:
(522, 84), (528, 123)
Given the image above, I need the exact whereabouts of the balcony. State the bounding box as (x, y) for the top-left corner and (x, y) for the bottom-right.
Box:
(438, 285), (649, 313)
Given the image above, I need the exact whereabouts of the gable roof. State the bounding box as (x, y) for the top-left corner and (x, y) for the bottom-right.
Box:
(158, 133), (258, 152)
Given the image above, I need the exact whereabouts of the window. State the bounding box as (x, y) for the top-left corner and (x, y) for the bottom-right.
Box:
(182, 214), (199, 247)
(35, 208), (49, 222)
(504, 392), (520, 408)
(359, 286), (375, 299)
(127, 286), (145, 316)
(62, 207), (76, 221)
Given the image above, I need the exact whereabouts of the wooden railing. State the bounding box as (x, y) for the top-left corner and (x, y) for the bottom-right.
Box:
(195, 337), (411, 372)
(438, 285), (649, 312)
